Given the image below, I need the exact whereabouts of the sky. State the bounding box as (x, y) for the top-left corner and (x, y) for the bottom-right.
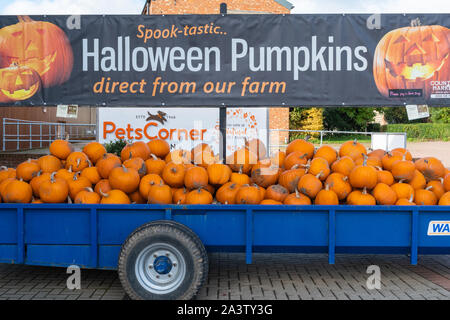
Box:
(0, 0), (449, 15)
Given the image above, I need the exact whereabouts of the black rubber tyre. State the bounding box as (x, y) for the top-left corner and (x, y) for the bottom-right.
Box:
(118, 220), (208, 300)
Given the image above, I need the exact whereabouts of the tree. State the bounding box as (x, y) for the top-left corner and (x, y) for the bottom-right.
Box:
(289, 107), (323, 138)
(323, 107), (376, 132)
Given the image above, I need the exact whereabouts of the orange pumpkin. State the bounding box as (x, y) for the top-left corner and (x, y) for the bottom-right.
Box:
(250, 162), (280, 188)
(30, 171), (51, 198)
(49, 136), (74, 160)
(123, 157), (147, 177)
(368, 149), (386, 161)
(129, 190), (147, 204)
(314, 145), (337, 165)
(391, 148), (412, 161)
(235, 184), (262, 204)
(37, 155), (61, 173)
(374, 167), (394, 186)
(395, 195), (416, 206)
(80, 163), (101, 185)
(415, 187), (437, 205)
(207, 163), (231, 185)
(162, 162), (186, 188)
(74, 187), (100, 204)
(65, 152), (89, 172)
(297, 173), (323, 199)
(331, 156), (355, 176)
(173, 187), (189, 204)
(108, 165), (140, 194)
(278, 164), (307, 193)
(315, 184), (339, 205)
(347, 188), (376, 205)
(230, 166), (251, 185)
(3, 179), (32, 203)
(0, 166), (16, 183)
(82, 142), (106, 164)
(348, 155), (378, 190)
(260, 199), (283, 205)
(354, 155), (382, 168)
(392, 180), (415, 200)
(144, 154), (166, 176)
(325, 173), (352, 201)
(381, 152), (403, 171)
(426, 179), (445, 200)
(264, 184), (289, 202)
(184, 166), (209, 189)
(339, 139), (367, 161)
(147, 182), (173, 204)
(16, 159), (40, 182)
(165, 149), (192, 164)
(391, 155), (415, 182)
(308, 157), (330, 181)
(409, 170), (427, 190)
(372, 183), (398, 205)
(415, 157), (446, 181)
(444, 173), (450, 192)
(94, 179), (112, 195)
(131, 141), (151, 160)
(96, 153), (122, 179)
(283, 151), (308, 170)
(147, 139), (170, 159)
(99, 189), (131, 204)
(0, 178), (15, 201)
(139, 174), (164, 199)
(216, 182), (241, 205)
(283, 189), (312, 205)
(38, 172), (69, 203)
(438, 192), (450, 205)
(55, 166), (75, 184)
(373, 23), (450, 99)
(185, 188), (213, 205)
(286, 139), (315, 158)
(68, 175), (91, 200)
(227, 147), (257, 174)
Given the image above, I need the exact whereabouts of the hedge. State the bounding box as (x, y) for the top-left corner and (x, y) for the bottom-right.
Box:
(382, 123), (450, 141)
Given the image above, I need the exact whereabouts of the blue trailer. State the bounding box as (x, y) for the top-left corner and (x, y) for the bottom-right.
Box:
(0, 203), (449, 299)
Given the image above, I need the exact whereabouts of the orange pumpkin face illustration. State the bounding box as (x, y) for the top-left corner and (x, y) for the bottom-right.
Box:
(0, 63), (41, 101)
(373, 22), (450, 98)
(0, 16), (73, 88)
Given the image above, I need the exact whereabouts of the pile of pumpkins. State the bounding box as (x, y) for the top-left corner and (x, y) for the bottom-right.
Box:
(0, 137), (449, 206)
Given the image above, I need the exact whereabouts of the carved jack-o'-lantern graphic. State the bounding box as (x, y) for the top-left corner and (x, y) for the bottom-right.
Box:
(373, 20), (450, 98)
(0, 63), (41, 102)
(0, 16), (73, 88)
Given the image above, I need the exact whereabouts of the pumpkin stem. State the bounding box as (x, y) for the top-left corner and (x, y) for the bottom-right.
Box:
(76, 158), (81, 167)
(375, 166), (382, 171)
(17, 16), (33, 22)
(67, 196), (72, 204)
(315, 171), (323, 179)
(362, 153), (368, 166)
(409, 194), (414, 203)
(68, 166), (73, 173)
(224, 200), (228, 205)
(85, 187), (94, 192)
(324, 183), (330, 191)
(362, 187), (368, 195)
(177, 199), (181, 204)
(238, 165), (243, 175)
(150, 154), (158, 160)
(425, 185), (433, 191)
(342, 176), (349, 182)
(72, 174), (78, 181)
(353, 139), (357, 145)
(50, 172), (56, 183)
(122, 165), (128, 173)
(399, 179), (405, 183)
(87, 160), (92, 168)
(98, 188), (108, 198)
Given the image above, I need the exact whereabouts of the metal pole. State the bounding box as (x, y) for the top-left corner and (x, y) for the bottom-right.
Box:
(219, 2), (227, 161)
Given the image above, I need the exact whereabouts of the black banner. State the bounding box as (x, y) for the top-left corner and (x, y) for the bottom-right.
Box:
(0, 14), (449, 107)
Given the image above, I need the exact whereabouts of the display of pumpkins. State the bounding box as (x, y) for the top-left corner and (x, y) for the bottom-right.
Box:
(0, 138), (449, 206)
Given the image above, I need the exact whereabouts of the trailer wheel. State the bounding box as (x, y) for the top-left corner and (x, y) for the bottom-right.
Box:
(118, 221), (208, 300)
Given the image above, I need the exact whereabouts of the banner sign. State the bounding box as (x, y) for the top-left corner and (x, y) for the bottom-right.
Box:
(0, 14), (449, 107)
(98, 107), (268, 156)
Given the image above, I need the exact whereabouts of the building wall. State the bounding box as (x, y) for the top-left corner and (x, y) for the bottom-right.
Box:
(0, 106), (96, 151)
(146, 0), (291, 154)
(148, 0), (290, 14)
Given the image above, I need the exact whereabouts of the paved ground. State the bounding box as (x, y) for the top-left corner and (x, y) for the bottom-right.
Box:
(0, 253), (448, 300)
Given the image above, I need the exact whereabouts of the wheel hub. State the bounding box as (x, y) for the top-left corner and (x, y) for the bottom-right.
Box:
(153, 256), (173, 275)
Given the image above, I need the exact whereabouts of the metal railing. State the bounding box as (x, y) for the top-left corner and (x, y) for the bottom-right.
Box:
(267, 129), (407, 156)
(2, 118), (96, 151)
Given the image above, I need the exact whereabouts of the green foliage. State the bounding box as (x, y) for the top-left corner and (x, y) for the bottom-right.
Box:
(323, 107), (376, 132)
(430, 107), (450, 124)
(379, 107), (428, 124)
(383, 123), (450, 141)
(103, 139), (129, 156)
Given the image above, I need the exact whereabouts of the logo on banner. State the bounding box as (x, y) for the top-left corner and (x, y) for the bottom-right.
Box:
(0, 16), (73, 103)
(427, 221), (450, 236)
(373, 20), (450, 99)
(146, 111), (168, 124)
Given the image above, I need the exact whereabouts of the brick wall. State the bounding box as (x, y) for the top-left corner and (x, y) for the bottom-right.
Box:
(146, 0), (291, 154)
(148, 0), (290, 14)
(0, 153), (46, 168)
